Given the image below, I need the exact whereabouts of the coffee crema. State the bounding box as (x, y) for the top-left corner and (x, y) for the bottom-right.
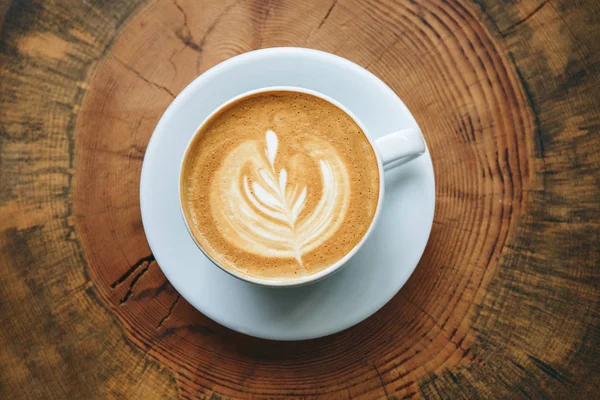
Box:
(181, 91), (380, 280)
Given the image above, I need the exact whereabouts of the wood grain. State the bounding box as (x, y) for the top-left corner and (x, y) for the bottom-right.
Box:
(1, 0), (598, 398)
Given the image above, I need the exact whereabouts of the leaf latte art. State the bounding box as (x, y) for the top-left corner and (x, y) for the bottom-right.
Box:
(181, 91), (380, 280)
(214, 129), (350, 266)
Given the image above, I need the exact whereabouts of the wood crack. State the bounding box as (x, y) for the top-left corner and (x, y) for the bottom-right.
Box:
(173, 0), (202, 52)
(306, 0), (339, 43)
(173, 0), (240, 54)
(501, 0), (549, 35)
(374, 365), (390, 398)
(112, 56), (176, 98)
(119, 259), (155, 304)
(157, 294), (181, 328)
(171, 0), (240, 72)
(111, 254), (155, 288)
(173, 0), (192, 40)
(318, 0), (338, 30)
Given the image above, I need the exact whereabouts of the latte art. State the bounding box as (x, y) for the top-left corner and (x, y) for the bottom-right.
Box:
(181, 91), (380, 280)
(214, 129), (350, 266)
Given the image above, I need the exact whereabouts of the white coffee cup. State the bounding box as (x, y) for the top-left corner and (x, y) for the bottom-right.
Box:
(179, 86), (425, 287)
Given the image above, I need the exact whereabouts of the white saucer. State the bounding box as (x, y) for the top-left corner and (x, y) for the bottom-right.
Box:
(140, 48), (435, 340)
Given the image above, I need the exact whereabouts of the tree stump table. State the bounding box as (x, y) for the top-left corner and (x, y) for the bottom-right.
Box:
(1, 0), (598, 398)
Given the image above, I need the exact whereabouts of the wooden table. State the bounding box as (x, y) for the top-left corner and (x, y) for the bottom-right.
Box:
(1, 0), (598, 398)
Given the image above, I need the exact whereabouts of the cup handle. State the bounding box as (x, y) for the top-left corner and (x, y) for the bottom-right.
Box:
(374, 128), (426, 170)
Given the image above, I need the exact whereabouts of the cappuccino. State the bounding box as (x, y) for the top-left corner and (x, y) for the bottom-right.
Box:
(181, 91), (379, 280)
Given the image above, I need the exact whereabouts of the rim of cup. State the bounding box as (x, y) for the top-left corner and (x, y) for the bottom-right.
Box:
(179, 86), (386, 288)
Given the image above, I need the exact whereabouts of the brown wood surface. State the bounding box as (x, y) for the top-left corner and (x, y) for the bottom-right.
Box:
(1, 0), (598, 398)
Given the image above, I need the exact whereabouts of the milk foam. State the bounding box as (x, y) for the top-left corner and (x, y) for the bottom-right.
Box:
(211, 129), (350, 266)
